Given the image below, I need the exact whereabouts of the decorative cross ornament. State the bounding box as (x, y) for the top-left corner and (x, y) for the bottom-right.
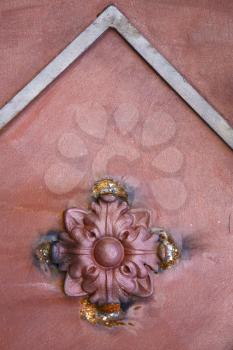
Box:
(35, 178), (180, 327)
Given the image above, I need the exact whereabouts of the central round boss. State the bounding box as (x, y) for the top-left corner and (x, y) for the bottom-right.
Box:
(93, 237), (124, 268)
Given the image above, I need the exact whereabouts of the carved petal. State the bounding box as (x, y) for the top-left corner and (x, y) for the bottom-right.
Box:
(65, 208), (88, 232)
(134, 274), (154, 297)
(125, 254), (158, 277)
(69, 255), (96, 279)
(123, 227), (156, 251)
(115, 267), (137, 295)
(89, 199), (133, 237)
(106, 200), (133, 237)
(115, 263), (154, 298)
(129, 208), (151, 228)
(59, 231), (76, 245)
(113, 212), (134, 238)
(82, 269), (107, 305)
(64, 208), (99, 247)
(64, 274), (88, 297)
(85, 202), (107, 237)
(115, 261), (153, 297)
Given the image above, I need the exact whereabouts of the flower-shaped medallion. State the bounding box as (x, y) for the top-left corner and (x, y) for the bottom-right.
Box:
(36, 178), (180, 326)
(53, 180), (158, 305)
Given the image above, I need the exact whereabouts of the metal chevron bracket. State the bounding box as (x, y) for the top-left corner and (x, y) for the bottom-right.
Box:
(0, 5), (232, 148)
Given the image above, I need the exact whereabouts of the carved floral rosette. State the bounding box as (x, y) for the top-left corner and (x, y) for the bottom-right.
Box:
(53, 195), (158, 305)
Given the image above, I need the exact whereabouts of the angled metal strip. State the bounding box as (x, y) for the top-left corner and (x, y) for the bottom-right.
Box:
(0, 9), (111, 129)
(0, 5), (232, 149)
(110, 7), (233, 149)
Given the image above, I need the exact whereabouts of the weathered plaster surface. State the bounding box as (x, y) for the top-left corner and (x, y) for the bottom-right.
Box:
(0, 2), (232, 350)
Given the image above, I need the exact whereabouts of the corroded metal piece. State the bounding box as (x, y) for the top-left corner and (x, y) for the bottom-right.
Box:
(92, 178), (128, 202)
(80, 299), (125, 327)
(35, 241), (52, 265)
(157, 231), (180, 270)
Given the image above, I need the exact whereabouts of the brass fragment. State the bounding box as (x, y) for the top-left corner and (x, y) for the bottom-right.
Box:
(157, 231), (180, 270)
(80, 299), (125, 327)
(92, 178), (128, 202)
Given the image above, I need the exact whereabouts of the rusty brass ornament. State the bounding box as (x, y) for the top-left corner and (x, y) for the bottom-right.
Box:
(35, 178), (181, 327)
(35, 241), (52, 265)
(92, 178), (128, 202)
(157, 231), (181, 270)
(80, 299), (126, 327)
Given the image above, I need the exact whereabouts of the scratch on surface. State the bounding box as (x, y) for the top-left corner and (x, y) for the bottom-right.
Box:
(0, 202), (61, 214)
(229, 212), (233, 234)
(14, 282), (60, 292)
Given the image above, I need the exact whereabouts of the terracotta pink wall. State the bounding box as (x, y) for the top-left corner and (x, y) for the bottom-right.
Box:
(0, 2), (232, 350)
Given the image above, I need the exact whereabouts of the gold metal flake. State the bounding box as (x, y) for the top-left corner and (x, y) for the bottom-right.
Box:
(80, 299), (125, 327)
(157, 231), (180, 270)
(35, 241), (52, 265)
(92, 178), (128, 202)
